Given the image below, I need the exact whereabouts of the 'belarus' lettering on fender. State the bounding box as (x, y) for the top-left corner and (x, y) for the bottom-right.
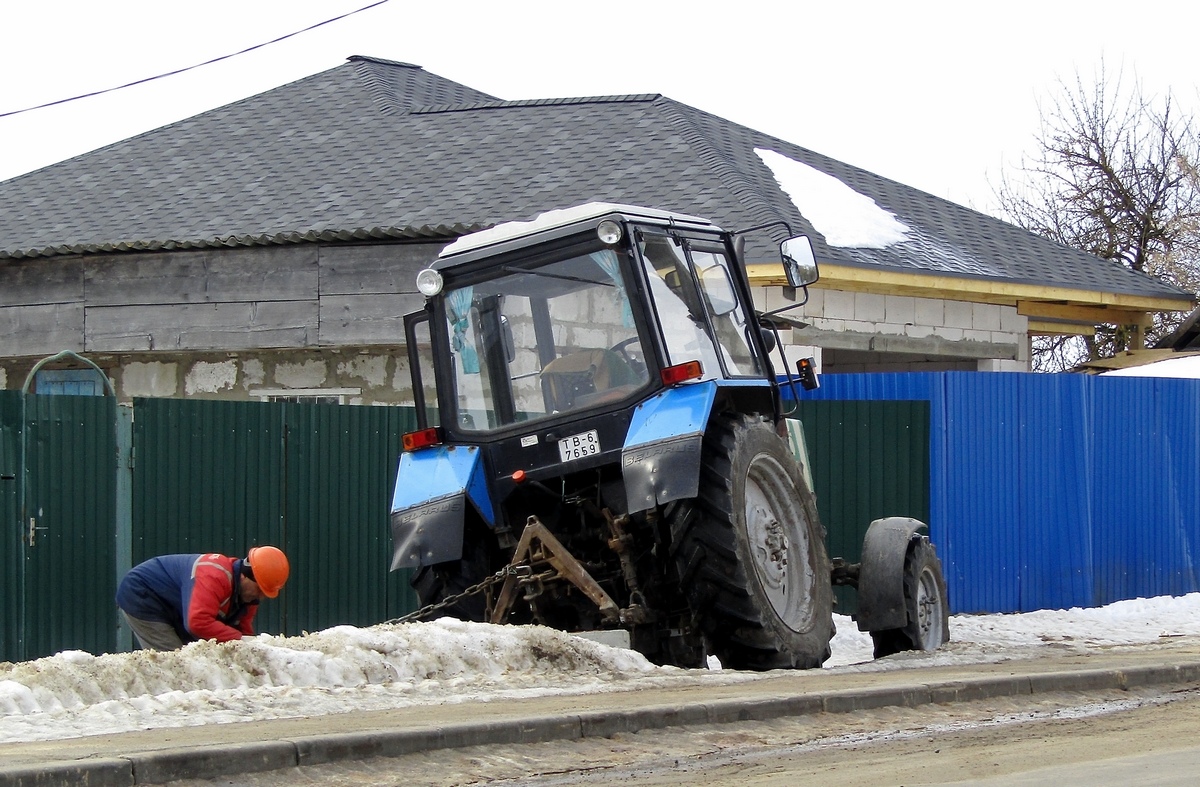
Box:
(622, 441), (690, 466)
(389, 493), (468, 571)
(398, 498), (463, 524)
(621, 433), (704, 513)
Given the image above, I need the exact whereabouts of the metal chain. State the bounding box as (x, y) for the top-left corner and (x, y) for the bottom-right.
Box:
(383, 565), (529, 625)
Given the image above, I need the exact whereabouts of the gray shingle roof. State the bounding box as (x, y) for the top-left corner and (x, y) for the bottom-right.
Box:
(0, 55), (1187, 302)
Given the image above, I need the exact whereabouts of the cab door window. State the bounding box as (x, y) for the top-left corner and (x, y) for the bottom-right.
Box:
(688, 246), (762, 376)
(637, 234), (722, 379)
(637, 234), (763, 378)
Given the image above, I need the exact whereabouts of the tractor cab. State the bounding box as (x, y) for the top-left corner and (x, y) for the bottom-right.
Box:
(402, 203), (815, 445)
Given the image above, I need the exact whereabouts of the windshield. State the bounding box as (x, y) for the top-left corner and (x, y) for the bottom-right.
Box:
(443, 247), (650, 431)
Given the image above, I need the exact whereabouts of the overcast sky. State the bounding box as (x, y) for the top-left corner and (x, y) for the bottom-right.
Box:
(2, 1), (1198, 217)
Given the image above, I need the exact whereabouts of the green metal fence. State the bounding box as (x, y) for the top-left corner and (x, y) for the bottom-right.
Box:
(1, 394), (926, 661)
(2, 395), (420, 661)
(130, 398), (419, 639)
(278, 402), (418, 633)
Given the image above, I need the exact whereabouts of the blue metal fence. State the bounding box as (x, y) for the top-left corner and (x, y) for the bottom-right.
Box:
(793, 372), (1200, 614)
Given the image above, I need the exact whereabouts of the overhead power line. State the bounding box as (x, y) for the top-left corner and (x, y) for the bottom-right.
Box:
(0, 0), (390, 120)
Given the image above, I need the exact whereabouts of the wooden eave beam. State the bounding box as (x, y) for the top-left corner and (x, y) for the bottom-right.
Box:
(1017, 301), (1153, 327)
(745, 262), (1195, 315)
(1027, 320), (1096, 337)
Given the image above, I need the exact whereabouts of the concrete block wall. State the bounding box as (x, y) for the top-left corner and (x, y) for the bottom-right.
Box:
(0, 283), (1036, 401)
(755, 286), (1030, 372)
(0, 347), (424, 405)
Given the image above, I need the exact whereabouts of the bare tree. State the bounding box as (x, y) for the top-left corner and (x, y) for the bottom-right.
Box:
(996, 64), (1200, 371)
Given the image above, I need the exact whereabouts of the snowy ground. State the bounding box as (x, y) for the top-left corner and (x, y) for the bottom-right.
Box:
(4, 594), (1200, 745)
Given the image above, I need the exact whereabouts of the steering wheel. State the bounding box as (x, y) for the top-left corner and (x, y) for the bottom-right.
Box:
(609, 337), (647, 377)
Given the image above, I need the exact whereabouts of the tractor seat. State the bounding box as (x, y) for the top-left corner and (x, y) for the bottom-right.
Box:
(542, 348), (640, 412)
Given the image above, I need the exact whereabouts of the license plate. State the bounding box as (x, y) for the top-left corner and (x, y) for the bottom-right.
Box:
(558, 429), (601, 462)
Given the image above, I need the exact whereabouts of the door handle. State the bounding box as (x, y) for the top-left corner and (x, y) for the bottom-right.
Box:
(27, 517), (48, 547)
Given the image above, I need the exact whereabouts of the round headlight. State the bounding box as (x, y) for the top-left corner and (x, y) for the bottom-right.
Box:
(597, 219), (623, 245)
(416, 268), (444, 296)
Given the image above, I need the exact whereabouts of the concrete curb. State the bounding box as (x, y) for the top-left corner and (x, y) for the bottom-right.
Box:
(3, 661), (1199, 787)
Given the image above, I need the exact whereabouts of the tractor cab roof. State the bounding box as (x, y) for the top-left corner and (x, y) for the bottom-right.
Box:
(434, 202), (718, 270)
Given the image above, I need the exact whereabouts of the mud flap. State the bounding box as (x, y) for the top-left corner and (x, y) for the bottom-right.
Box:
(389, 445), (495, 570)
(621, 382), (716, 513)
(855, 516), (928, 632)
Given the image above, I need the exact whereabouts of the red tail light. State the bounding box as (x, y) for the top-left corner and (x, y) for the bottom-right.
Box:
(660, 360), (703, 386)
(402, 427), (442, 452)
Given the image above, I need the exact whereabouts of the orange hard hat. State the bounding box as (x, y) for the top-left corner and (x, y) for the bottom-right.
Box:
(246, 546), (290, 598)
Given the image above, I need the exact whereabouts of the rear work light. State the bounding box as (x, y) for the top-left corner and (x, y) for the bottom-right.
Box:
(660, 360), (703, 386)
(402, 427), (442, 452)
(797, 356), (820, 391)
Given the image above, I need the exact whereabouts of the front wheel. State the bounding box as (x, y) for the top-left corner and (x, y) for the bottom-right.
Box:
(671, 415), (833, 670)
(871, 537), (949, 658)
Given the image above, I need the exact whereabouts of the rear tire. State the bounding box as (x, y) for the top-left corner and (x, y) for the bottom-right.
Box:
(870, 537), (949, 658)
(671, 415), (833, 670)
(410, 525), (495, 622)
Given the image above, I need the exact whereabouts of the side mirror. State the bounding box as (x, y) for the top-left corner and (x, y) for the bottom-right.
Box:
(780, 236), (819, 288)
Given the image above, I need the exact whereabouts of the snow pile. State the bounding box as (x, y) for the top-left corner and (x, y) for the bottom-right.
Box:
(949, 594), (1200, 647)
(0, 619), (684, 743)
(4, 595), (1200, 744)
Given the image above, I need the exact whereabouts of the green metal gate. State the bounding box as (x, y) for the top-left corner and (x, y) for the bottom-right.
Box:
(1, 392), (21, 660)
(0, 392), (118, 661)
(2, 395), (420, 662)
(794, 400), (931, 614)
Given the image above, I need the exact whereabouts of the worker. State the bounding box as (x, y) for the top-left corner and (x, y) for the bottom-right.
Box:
(115, 546), (290, 651)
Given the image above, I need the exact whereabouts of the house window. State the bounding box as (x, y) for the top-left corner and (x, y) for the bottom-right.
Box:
(34, 368), (107, 396)
(251, 387), (361, 405)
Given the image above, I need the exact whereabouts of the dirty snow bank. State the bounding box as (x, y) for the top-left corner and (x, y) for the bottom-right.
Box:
(4, 594), (1200, 743)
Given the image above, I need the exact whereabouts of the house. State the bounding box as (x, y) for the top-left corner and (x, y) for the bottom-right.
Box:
(0, 56), (1192, 403)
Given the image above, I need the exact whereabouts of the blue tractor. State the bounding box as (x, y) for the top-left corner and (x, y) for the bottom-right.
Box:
(390, 204), (949, 669)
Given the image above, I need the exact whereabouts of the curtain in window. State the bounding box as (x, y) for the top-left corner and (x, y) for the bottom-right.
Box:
(590, 250), (634, 327)
(446, 287), (479, 374)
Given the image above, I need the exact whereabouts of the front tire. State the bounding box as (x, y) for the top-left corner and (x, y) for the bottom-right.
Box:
(671, 415), (833, 670)
(870, 537), (950, 657)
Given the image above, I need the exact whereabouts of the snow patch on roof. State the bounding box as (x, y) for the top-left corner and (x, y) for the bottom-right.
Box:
(756, 148), (909, 249)
(839, 223), (1005, 277)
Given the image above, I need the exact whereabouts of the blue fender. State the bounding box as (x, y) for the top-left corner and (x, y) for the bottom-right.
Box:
(389, 445), (495, 570)
(621, 381), (717, 513)
(855, 516), (928, 632)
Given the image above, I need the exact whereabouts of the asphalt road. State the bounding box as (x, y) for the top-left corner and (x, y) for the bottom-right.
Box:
(4, 638), (1200, 786)
(207, 684), (1200, 786)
